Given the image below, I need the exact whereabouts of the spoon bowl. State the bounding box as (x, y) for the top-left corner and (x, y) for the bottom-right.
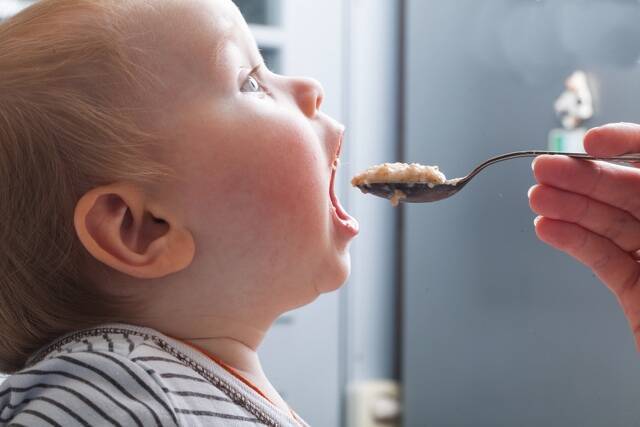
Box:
(356, 180), (466, 203)
(354, 151), (640, 204)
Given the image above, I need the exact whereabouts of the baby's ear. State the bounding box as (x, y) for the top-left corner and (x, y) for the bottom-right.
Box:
(73, 183), (195, 279)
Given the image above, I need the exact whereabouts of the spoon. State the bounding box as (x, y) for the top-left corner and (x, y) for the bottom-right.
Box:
(354, 150), (640, 204)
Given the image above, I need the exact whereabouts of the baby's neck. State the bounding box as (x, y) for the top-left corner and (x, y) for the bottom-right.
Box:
(187, 335), (261, 373)
(187, 336), (290, 414)
(137, 314), (291, 413)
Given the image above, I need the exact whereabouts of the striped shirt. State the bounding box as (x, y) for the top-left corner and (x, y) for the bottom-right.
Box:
(0, 324), (309, 427)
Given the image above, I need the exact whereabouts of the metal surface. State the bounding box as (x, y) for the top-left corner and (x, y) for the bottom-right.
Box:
(356, 151), (640, 203)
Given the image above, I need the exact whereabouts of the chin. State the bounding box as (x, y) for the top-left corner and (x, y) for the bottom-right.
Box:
(285, 253), (351, 312)
(317, 251), (352, 294)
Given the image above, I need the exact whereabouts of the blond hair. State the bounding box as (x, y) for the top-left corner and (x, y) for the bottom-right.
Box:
(0, 0), (170, 372)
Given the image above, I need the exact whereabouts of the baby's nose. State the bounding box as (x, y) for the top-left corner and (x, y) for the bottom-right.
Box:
(291, 77), (324, 118)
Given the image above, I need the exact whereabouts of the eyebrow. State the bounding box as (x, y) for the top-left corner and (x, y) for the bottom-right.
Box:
(212, 37), (260, 67)
(210, 19), (237, 70)
(212, 37), (231, 68)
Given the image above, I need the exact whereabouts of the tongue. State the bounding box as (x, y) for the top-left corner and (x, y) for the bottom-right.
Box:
(333, 191), (350, 221)
(330, 169), (359, 229)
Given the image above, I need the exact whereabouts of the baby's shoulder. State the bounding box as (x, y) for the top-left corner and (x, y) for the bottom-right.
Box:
(0, 326), (267, 426)
(35, 327), (168, 364)
(0, 333), (182, 426)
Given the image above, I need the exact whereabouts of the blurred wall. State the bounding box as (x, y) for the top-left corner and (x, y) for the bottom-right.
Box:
(259, 0), (402, 425)
(402, 1), (640, 426)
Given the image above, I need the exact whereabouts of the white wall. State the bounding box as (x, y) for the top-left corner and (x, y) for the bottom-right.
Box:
(258, 0), (403, 425)
(344, 0), (402, 384)
(0, 0), (34, 20)
(256, 1), (348, 426)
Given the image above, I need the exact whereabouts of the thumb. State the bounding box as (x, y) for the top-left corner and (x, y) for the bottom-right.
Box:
(584, 122), (640, 157)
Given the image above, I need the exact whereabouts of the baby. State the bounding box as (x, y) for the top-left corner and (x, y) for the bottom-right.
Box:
(0, 0), (358, 425)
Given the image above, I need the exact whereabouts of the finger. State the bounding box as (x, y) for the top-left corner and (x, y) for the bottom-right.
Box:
(529, 184), (640, 252)
(535, 216), (640, 299)
(532, 155), (640, 219)
(584, 123), (640, 157)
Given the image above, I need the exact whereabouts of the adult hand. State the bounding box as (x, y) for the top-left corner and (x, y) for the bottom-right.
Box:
(529, 123), (640, 350)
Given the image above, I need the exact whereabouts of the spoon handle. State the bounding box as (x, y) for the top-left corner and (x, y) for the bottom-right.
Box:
(466, 150), (640, 181)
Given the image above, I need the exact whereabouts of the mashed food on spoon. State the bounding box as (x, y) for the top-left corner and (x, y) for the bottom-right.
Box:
(351, 162), (447, 206)
(351, 162), (446, 186)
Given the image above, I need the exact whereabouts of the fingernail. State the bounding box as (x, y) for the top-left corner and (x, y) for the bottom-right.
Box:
(531, 157), (538, 171)
(527, 186), (534, 199)
(534, 216), (542, 226)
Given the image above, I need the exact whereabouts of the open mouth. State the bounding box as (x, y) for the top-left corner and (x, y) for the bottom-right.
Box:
(329, 135), (359, 235)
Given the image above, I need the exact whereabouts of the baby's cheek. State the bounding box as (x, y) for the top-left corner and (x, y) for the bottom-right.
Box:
(217, 136), (324, 227)
(181, 114), (328, 243)
(251, 143), (325, 222)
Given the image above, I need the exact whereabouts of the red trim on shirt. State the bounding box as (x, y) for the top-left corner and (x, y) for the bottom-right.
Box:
(177, 339), (274, 403)
(175, 338), (302, 425)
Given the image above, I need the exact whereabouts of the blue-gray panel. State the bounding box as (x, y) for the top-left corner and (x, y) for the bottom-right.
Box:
(232, 0), (280, 26)
(402, 1), (640, 426)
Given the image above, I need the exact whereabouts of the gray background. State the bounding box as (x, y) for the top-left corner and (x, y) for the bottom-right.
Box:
(403, 1), (640, 426)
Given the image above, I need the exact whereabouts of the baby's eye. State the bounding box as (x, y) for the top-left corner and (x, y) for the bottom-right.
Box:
(241, 75), (264, 93)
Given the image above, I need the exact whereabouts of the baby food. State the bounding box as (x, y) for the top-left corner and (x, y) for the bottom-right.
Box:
(351, 162), (446, 187)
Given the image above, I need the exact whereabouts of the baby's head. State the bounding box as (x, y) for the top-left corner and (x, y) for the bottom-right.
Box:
(0, 0), (358, 372)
